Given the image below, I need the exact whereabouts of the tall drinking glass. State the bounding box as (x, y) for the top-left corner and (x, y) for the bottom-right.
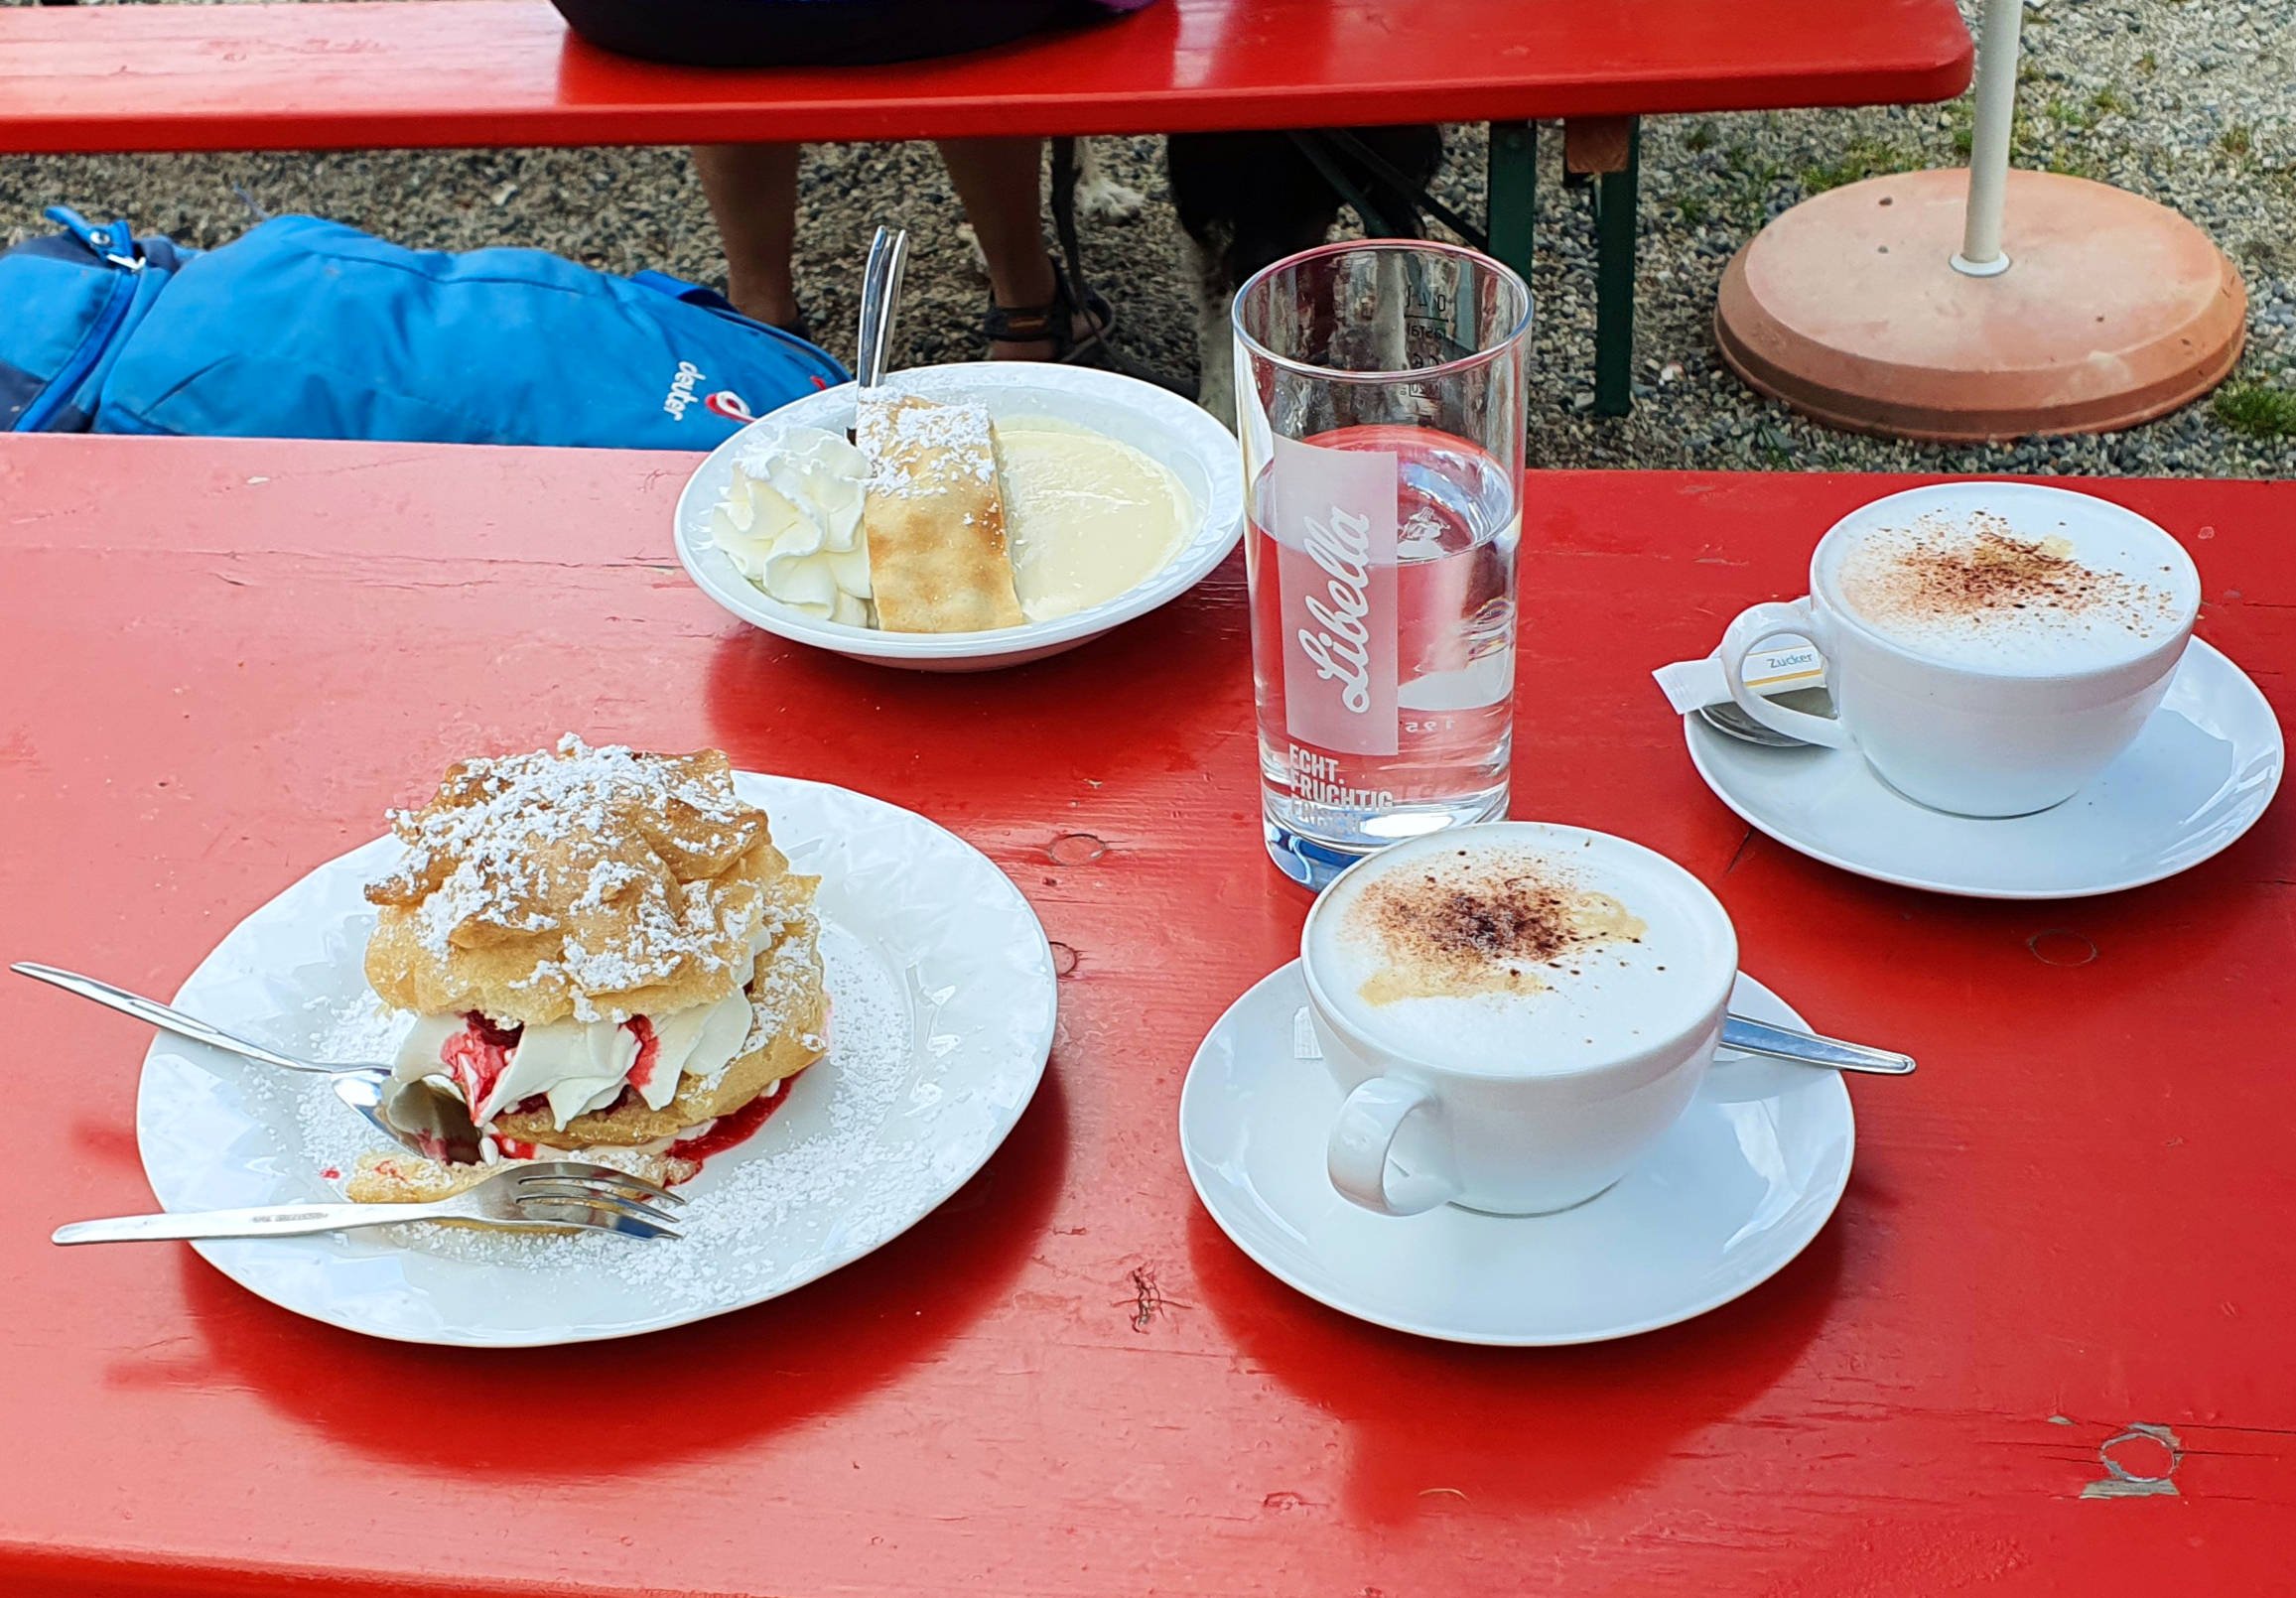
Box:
(1234, 240), (1532, 888)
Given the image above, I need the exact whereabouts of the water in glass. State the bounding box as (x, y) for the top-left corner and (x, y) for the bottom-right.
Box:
(1249, 425), (1519, 875)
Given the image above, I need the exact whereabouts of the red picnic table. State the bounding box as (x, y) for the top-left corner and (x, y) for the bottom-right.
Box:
(0, 0), (1974, 415)
(2, 434), (2291, 1596)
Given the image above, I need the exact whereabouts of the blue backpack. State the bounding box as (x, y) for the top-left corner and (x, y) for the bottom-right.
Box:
(3, 209), (849, 449)
(1, 208), (190, 432)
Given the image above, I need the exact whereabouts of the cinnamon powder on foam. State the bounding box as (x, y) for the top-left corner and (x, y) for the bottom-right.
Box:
(1348, 853), (1647, 1005)
(1842, 511), (2169, 633)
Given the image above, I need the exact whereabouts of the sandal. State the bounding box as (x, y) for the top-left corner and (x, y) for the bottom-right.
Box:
(982, 254), (1114, 364)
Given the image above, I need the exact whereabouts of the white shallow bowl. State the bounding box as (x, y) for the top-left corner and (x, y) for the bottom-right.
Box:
(674, 363), (1245, 671)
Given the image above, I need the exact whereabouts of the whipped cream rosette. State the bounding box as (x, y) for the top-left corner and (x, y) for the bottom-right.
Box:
(711, 427), (875, 626)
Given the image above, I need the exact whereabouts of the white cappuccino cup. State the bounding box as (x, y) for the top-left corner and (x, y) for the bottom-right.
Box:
(1304, 822), (1738, 1218)
(1718, 482), (2201, 818)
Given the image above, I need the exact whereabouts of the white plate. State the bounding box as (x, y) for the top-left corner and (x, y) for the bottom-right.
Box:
(674, 363), (1245, 671)
(133, 775), (1057, 1347)
(1180, 963), (1853, 1346)
(1685, 638), (2283, 899)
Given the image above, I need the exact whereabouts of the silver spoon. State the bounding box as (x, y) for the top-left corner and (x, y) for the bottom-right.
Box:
(1695, 684), (1836, 749)
(13, 962), (488, 1164)
(852, 223), (909, 396)
(1718, 1012), (1912, 1074)
(1296, 1005), (1912, 1076)
(1696, 702), (1807, 748)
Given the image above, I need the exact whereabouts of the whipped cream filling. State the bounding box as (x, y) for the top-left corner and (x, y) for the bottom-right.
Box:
(393, 984), (754, 1132)
(712, 427), (874, 626)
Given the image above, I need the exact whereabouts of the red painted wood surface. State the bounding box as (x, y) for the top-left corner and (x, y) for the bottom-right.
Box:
(2, 435), (2291, 1597)
(0, 0), (1973, 155)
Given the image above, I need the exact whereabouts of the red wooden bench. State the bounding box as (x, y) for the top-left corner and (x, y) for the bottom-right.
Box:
(0, 0), (1972, 414)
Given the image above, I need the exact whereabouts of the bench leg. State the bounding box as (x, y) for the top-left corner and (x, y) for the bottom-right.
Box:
(1485, 121), (1536, 294)
(1590, 117), (1640, 417)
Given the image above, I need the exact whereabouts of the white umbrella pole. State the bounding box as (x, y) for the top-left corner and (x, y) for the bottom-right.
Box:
(1952, 0), (2022, 277)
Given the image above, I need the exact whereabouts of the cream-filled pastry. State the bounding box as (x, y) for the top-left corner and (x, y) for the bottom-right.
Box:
(349, 736), (827, 1200)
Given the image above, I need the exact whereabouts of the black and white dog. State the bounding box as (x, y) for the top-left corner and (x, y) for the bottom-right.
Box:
(1044, 129), (1444, 417)
(1163, 126), (1445, 419)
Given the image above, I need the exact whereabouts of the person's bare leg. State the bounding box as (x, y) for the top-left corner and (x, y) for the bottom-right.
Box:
(935, 137), (1069, 360)
(692, 144), (803, 329)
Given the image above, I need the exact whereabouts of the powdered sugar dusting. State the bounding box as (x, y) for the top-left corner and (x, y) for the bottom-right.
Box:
(856, 388), (999, 500)
(314, 983), (414, 1065)
(370, 736), (766, 1007)
(384, 736), (744, 954)
(701, 915), (817, 1093)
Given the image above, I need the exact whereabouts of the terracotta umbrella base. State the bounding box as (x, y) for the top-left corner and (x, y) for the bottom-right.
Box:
(1714, 168), (2246, 443)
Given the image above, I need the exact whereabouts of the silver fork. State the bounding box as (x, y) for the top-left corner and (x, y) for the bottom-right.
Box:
(53, 1160), (686, 1246)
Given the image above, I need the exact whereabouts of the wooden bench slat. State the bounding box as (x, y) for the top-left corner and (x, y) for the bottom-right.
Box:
(0, 0), (1972, 155)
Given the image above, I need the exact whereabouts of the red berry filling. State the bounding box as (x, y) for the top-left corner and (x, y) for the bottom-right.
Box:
(624, 1014), (660, 1095)
(669, 1068), (805, 1167)
(437, 1011), (662, 1124)
(437, 1010), (520, 1116)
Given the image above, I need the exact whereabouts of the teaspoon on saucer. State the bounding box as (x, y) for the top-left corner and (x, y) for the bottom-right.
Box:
(1696, 702), (1806, 748)
(1717, 1012), (1912, 1074)
(1695, 682), (1837, 749)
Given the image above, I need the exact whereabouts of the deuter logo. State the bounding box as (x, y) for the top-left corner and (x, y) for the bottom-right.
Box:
(663, 360), (753, 425)
(662, 360), (705, 420)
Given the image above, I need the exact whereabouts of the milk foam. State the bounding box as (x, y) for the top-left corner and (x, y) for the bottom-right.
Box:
(1309, 829), (1734, 1075)
(1823, 488), (2197, 674)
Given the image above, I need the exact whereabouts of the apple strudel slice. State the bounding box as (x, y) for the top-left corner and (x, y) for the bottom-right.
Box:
(855, 390), (1026, 633)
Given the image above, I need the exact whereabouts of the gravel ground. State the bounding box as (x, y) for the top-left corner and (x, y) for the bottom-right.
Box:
(4, 0), (2291, 475)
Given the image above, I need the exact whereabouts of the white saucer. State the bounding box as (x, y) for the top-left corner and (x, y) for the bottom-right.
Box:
(674, 362), (1244, 672)
(134, 774), (1057, 1347)
(1685, 638), (2283, 899)
(1179, 964), (1853, 1346)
